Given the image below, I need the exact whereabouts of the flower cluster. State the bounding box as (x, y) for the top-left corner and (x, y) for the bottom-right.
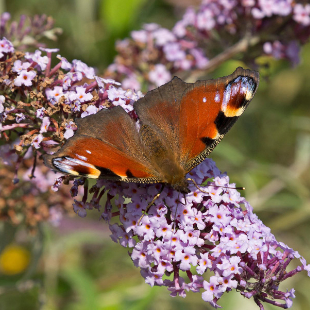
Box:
(0, 36), (142, 228)
(0, 12), (62, 50)
(106, 0), (310, 91)
(106, 22), (208, 90)
(75, 159), (309, 309)
(0, 37), (143, 163)
(0, 148), (74, 231)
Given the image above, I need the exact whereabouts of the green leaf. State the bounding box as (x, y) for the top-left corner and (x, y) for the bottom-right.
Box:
(215, 142), (246, 166)
(100, 0), (147, 35)
(62, 267), (100, 310)
(0, 223), (17, 254)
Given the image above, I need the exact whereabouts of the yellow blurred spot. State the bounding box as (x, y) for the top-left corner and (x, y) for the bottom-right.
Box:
(0, 245), (30, 275)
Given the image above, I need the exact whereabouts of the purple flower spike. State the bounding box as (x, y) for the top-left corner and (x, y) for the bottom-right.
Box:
(77, 158), (310, 309)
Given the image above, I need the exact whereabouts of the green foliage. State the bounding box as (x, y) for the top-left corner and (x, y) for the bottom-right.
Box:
(100, 0), (147, 36)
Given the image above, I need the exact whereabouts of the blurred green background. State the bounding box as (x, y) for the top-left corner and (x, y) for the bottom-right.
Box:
(1, 0), (310, 309)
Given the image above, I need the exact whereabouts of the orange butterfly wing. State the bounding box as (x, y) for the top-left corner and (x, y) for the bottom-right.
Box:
(44, 106), (159, 181)
(178, 67), (259, 171)
(134, 67), (259, 173)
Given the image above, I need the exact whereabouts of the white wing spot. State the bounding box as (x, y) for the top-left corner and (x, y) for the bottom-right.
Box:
(203, 97), (207, 103)
(86, 150), (92, 154)
(76, 154), (87, 161)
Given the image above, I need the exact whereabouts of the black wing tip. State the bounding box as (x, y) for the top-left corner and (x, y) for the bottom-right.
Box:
(193, 67), (259, 90)
(233, 67), (260, 84)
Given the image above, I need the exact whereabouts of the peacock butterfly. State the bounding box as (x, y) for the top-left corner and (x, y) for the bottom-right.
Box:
(43, 67), (259, 194)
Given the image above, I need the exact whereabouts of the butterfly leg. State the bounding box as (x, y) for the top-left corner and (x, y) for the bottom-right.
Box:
(187, 177), (209, 193)
(137, 184), (165, 225)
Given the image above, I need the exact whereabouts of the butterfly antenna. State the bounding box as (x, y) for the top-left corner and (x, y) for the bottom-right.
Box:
(187, 178), (208, 193)
(137, 184), (165, 225)
(187, 178), (245, 192)
(216, 185), (245, 190)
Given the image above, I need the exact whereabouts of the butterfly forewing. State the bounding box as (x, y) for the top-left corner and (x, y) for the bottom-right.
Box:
(44, 106), (159, 181)
(75, 106), (143, 157)
(178, 67), (259, 172)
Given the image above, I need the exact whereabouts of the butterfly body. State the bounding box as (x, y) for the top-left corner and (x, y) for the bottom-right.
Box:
(44, 67), (259, 194)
